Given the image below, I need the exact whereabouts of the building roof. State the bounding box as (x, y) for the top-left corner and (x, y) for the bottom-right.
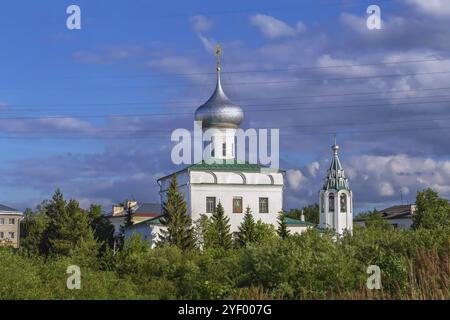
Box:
(285, 216), (315, 226)
(379, 204), (415, 219)
(322, 138), (350, 191)
(127, 215), (164, 229)
(0, 204), (21, 214)
(190, 160), (266, 172)
(106, 202), (161, 217)
(354, 204), (415, 221)
(158, 160), (284, 181)
(133, 203), (161, 217)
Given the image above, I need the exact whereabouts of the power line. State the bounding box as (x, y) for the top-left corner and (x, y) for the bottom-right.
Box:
(22, 57), (450, 81)
(1, 97), (450, 121)
(4, 85), (450, 110)
(0, 123), (448, 140)
(3, 115), (450, 135)
(5, 91), (450, 112)
(2, 69), (450, 91)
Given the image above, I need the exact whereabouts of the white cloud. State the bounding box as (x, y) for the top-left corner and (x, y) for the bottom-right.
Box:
(189, 15), (214, 33)
(287, 169), (307, 190)
(249, 14), (305, 39)
(197, 33), (216, 54)
(306, 161), (320, 177)
(378, 182), (395, 196)
(404, 0), (450, 17)
(349, 155), (450, 200)
(36, 118), (92, 132)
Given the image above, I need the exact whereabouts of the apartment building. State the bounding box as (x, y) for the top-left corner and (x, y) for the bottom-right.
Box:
(0, 204), (23, 248)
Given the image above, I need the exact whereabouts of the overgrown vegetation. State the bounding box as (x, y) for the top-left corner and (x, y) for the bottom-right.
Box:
(1, 187), (449, 300)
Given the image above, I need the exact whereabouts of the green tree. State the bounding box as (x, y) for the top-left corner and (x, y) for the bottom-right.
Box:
(277, 211), (290, 239)
(119, 200), (135, 240)
(193, 214), (212, 249)
(255, 220), (277, 244)
(363, 209), (392, 230)
(413, 188), (450, 230)
(20, 207), (49, 256)
(287, 204), (319, 224)
(87, 204), (114, 253)
(236, 206), (257, 246)
(43, 189), (99, 256)
(209, 202), (232, 249)
(158, 175), (195, 250)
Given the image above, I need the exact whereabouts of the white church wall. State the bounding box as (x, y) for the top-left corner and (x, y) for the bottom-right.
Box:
(190, 183), (283, 232)
(214, 171), (245, 184)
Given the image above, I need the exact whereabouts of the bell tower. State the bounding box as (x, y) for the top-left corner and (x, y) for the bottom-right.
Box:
(319, 137), (353, 235)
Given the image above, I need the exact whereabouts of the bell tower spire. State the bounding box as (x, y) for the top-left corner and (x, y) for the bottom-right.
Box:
(319, 137), (353, 235)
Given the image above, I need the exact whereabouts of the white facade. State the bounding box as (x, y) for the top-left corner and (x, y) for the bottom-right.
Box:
(319, 189), (353, 235)
(158, 168), (284, 232)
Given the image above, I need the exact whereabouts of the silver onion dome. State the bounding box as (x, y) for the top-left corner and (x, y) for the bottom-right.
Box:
(195, 64), (244, 129)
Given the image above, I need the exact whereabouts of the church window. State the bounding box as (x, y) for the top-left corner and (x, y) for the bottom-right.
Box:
(340, 194), (347, 213)
(206, 197), (216, 213)
(222, 143), (226, 157)
(259, 198), (269, 213)
(211, 147), (215, 157)
(329, 194), (335, 212)
(321, 195), (325, 212)
(233, 197), (243, 213)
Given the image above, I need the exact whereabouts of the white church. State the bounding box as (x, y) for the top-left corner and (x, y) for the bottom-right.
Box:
(124, 47), (353, 246)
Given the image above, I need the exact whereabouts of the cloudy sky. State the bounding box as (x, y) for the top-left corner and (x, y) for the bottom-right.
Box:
(1, 0), (450, 214)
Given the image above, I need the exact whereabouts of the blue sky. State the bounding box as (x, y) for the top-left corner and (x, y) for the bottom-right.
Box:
(1, 0), (450, 213)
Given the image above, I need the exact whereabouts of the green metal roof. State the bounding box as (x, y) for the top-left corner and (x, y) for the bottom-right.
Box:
(189, 160), (267, 172)
(128, 215), (164, 228)
(285, 217), (315, 226)
(322, 143), (350, 191)
(158, 160), (284, 181)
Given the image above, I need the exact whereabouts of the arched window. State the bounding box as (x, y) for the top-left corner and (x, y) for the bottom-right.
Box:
(340, 194), (347, 213)
(321, 194), (325, 212)
(329, 194), (335, 212)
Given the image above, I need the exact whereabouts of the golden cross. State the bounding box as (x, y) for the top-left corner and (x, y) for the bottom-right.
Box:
(215, 44), (222, 72)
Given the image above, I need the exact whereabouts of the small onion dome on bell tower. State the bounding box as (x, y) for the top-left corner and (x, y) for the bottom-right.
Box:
(194, 44), (244, 129)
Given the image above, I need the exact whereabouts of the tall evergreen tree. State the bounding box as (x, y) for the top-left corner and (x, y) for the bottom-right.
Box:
(119, 200), (135, 245)
(209, 202), (232, 249)
(158, 175), (195, 250)
(87, 204), (115, 253)
(236, 206), (257, 247)
(43, 189), (98, 256)
(277, 211), (290, 239)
